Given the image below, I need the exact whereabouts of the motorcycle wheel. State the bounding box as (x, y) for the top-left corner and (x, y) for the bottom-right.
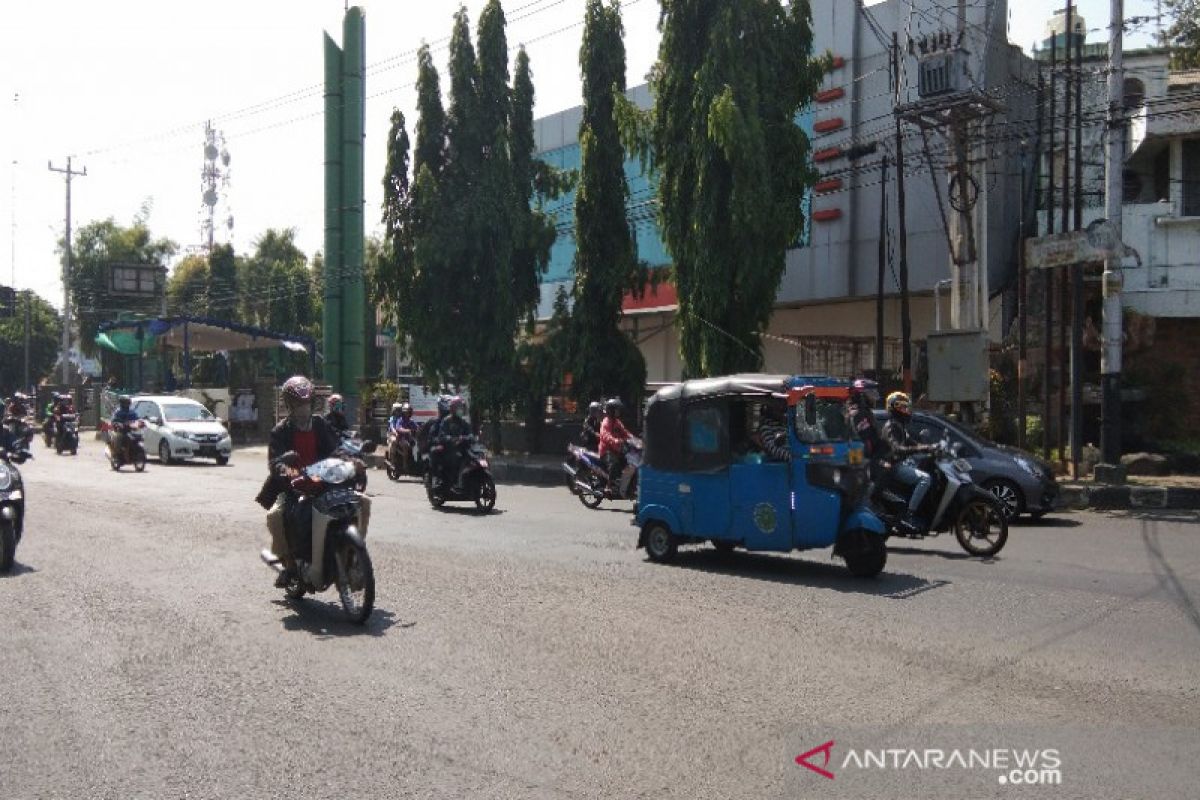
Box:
(355, 469), (368, 493)
(334, 536), (375, 625)
(108, 451), (120, 471)
(425, 475), (445, 508)
(954, 499), (1008, 557)
(0, 520), (15, 573)
(386, 461), (400, 481)
(475, 475), (497, 512)
(577, 474), (604, 510)
(133, 447), (147, 473)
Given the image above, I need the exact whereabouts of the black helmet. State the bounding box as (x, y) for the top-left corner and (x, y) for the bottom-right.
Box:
(604, 398), (623, 415)
(850, 378), (879, 406)
(588, 401), (602, 417)
(118, 395), (132, 408)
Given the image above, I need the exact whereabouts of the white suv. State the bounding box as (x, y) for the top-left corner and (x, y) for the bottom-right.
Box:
(133, 396), (233, 465)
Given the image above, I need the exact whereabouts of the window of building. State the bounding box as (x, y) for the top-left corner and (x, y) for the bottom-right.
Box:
(1182, 140), (1200, 216)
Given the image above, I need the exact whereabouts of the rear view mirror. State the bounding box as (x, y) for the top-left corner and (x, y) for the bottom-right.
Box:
(918, 427), (937, 445)
(361, 440), (378, 454)
(149, 416), (162, 426)
(804, 394), (818, 426)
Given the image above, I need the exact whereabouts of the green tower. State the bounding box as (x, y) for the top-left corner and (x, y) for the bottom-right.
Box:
(323, 7), (366, 401)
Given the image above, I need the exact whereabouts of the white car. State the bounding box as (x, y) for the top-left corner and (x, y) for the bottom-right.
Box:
(132, 396), (233, 465)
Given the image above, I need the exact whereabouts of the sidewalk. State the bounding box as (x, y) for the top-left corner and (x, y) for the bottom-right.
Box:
(1058, 474), (1200, 511)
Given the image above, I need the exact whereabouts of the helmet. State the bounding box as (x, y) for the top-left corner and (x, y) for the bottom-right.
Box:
(851, 378), (880, 405)
(449, 395), (466, 415)
(390, 402), (404, 415)
(604, 398), (623, 415)
(400, 403), (412, 415)
(886, 391), (912, 416)
(588, 401), (602, 416)
(328, 393), (344, 412)
(436, 395), (450, 417)
(280, 376), (314, 410)
(118, 395), (132, 408)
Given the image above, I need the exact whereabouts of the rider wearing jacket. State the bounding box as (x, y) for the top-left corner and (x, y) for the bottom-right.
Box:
(579, 401), (603, 452)
(324, 394), (351, 436)
(387, 402), (419, 472)
(434, 396), (472, 488)
(848, 379), (888, 465)
(109, 395), (140, 459)
(881, 391), (935, 532)
(599, 398), (632, 493)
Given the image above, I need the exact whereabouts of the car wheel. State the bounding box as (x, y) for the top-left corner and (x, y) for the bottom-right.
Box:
(984, 479), (1024, 522)
(215, 455), (229, 466)
(159, 440), (174, 465)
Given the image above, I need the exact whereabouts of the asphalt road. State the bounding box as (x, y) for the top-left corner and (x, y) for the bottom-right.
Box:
(2, 443), (1199, 800)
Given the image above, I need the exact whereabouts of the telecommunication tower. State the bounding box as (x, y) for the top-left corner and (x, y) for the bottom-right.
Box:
(200, 120), (234, 252)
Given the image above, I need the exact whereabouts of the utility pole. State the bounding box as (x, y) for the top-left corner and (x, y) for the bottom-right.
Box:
(1071, 22), (1086, 477)
(1045, 36), (1057, 461)
(1100, 0), (1125, 473)
(876, 154), (889, 385)
(48, 156), (86, 386)
(948, 0), (979, 333)
(891, 32), (912, 396)
(23, 291), (31, 394)
(1058, 2), (1073, 471)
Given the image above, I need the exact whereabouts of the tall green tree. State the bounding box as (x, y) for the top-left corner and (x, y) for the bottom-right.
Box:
(207, 243), (238, 321)
(167, 254), (210, 315)
(237, 229), (317, 337)
(376, 109), (413, 337)
(0, 291), (61, 395)
(571, 0), (647, 405)
(1167, 1), (1200, 67)
(651, 0), (826, 377)
(67, 217), (177, 356)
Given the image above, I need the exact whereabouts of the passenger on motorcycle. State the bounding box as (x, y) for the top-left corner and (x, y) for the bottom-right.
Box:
(260, 376), (372, 588)
(753, 398), (792, 462)
(324, 393), (351, 436)
(45, 393), (74, 441)
(434, 396), (472, 489)
(5, 392), (30, 419)
(388, 402), (419, 472)
(882, 391), (936, 533)
(579, 401), (603, 452)
(847, 379), (886, 462)
(599, 398), (632, 494)
(109, 395), (140, 457)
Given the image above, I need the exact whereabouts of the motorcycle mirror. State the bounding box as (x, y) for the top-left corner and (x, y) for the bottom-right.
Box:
(361, 441), (378, 454)
(804, 394), (818, 426)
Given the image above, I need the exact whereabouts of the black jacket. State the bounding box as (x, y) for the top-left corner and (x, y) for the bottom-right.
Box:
(579, 417), (601, 451)
(436, 415), (472, 443)
(882, 416), (927, 460)
(850, 403), (891, 463)
(257, 415), (342, 510)
(324, 410), (350, 435)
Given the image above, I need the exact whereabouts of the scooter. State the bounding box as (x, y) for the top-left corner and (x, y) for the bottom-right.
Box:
(55, 413), (79, 456)
(870, 436), (1008, 557)
(260, 448), (376, 624)
(3, 416), (35, 452)
(0, 445), (31, 573)
(107, 421), (147, 472)
(336, 431), (371, 492)
(424, 438), (497, 512)
(384, 428), (424, 481)
(563, 438), (641, 509)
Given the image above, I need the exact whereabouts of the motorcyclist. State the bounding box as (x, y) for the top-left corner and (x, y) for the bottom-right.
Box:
(387, 402), (419, 472)
(46, 393), (75, 443)
(324, 393), (351, 436)
(848, 378), (887, 464)
(5, 392), (30, 420)
(109, 395), (140, 461)
(599, 398), (632, 495)
(434, 395), (473, 489)
(579, 401), (603, 452)
(882, 391), (937, 534)
(422, 396), (451, 482)
(260, 376), (369, 588)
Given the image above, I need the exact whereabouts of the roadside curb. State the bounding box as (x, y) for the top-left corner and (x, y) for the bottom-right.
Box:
(1058, 483), (1200, 511)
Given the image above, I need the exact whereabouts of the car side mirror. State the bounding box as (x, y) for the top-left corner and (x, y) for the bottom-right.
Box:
(149, 416), (162, 426)
(804, 394), (817, 426)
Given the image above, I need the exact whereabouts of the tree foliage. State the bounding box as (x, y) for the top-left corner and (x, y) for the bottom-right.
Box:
(67, 217), (177, 356)
(0, 291), (61, 395)
(650, 0), (827, 377)
(167, 254), (210, 315)
(1167, 1), (1200, 68)
(236, 228), (319, 337)
(378, 2), (561, 429)
(570, 0), (647, 406)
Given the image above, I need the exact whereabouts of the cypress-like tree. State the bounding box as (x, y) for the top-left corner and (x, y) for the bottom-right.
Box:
(653, 0), (826, 377)
(208, 243), (237, 321)
(571, 0), (646, 405)
(376, 109), (412, 335)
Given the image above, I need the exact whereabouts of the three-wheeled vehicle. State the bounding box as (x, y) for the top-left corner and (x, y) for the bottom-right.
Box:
(634, 375), (889, 577)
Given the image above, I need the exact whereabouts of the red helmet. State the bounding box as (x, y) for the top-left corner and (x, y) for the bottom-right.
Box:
(281, 376), (314, 410)
(448, 395), (466, 414)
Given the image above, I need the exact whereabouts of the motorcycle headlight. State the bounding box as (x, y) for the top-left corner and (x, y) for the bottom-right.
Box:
(952, 458), (974, 475)
(0, 464), (13, 491)
(1014, 456), (1038, 477)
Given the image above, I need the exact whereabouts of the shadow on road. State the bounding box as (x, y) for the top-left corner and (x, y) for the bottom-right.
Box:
(433, 506), (506, 517)
(660, 549), (949, 599)
(1015, 516), (1083, 528)
(0, 561), (37, 579)
(1142, 520), (1200, 639)
(274, 601), (410, 638)
(885, 545), (1003, 564)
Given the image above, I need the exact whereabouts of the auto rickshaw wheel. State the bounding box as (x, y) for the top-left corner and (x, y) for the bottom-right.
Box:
(844, 533), (887, 578)
(643, 522), (677, 563)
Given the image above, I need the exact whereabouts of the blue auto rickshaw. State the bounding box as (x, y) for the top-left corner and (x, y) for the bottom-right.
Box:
(634, 374), (888, 577)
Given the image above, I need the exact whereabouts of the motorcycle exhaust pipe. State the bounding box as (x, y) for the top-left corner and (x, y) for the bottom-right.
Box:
(561, 463), (577, 478)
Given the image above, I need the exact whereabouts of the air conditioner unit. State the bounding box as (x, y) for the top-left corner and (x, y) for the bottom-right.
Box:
(918, 50), (968, 98)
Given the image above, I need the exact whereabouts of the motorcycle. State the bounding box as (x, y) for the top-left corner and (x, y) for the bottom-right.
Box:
(3, 416), (35, 452)
(0, 445), (30, 573)
(260, 450), (376, 624)
(384, 428), (424, 481)
(55, 413), (79, 456)
(336, 430), (371, 492)
(107, 421), (147, 472)
(563, 438), (641, 509)
(870, 435), (1009, 557)
(424, 437), (497, 512)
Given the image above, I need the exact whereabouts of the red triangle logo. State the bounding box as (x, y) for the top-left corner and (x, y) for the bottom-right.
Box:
(796, 740), (836, 780)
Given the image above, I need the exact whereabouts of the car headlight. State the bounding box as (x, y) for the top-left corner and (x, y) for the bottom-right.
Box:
(1014, 456), (1038, 477)
(0, 464), (13, 491)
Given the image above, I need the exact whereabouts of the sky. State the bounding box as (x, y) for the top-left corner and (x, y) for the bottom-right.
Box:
(0, 0), (1161, 312)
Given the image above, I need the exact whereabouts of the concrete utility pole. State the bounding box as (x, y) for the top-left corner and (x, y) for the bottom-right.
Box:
(948, 0), (980, 332)
(48, 157), (86, 386)
(892, 32), (913, 396)
(1100, 0), (1125, 471)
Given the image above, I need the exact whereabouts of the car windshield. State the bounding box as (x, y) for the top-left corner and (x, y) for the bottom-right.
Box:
(163, 404), (214, 423)
(793, 398), (851, 444)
